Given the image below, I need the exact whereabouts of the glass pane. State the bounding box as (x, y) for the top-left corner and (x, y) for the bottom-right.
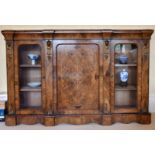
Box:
(115, 44), (137, 64)
(20, 68), (41, 87)
(115, 66), (137, 86)
(20, 92), (41, 108)
(18, 44), (42, 108)
(115, 90), (136, 107)
(19, 44), (41, 65)
(114, 44), (137, 108)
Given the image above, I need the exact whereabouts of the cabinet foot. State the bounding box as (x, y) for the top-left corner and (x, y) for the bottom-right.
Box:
(102, 115), (112, 125)
(138, 113), (151, 124)
(112, 113), (151, 124)
(42, 116), (55, 126)
(5, 115), (17, 126)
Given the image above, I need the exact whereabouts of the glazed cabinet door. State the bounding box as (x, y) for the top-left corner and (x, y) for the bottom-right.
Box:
(14, 41), (46, 114)
(53, 40), (104, 114)
(111, 40), (142, 113)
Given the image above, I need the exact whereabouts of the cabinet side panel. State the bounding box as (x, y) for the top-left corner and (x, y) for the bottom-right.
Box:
(141, 40), (150, 112)
(6, 41), (15, 114)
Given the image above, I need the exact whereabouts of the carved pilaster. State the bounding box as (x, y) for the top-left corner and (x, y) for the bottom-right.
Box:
(103, 40), (111, 113)
(6, 41), (15, 115)
(45, 39), (53, 115)
(141, 40), (150, 112)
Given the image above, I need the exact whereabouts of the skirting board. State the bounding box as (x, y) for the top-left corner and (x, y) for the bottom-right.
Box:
(149, 94), (155, 112)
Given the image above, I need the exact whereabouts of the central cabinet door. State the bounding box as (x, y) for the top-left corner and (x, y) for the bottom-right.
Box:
(54, 41), (103, 114)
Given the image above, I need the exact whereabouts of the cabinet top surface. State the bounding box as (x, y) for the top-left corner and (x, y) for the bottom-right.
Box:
(2, 29), (154, 40)
(1, 29), (154, 33)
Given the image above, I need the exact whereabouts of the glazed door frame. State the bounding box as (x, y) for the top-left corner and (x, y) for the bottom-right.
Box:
(14, 40), (46, 114)
(110, 40), (142, 113)
(52, 40), (104, 115)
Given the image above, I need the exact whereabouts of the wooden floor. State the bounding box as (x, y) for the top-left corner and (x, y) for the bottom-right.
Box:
(0, 113), (155, 130)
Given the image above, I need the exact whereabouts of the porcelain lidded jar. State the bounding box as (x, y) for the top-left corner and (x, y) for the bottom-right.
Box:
(120, 69), (128, 87)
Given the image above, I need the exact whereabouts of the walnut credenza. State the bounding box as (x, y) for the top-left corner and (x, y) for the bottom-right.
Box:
(2, 29), (154, 126)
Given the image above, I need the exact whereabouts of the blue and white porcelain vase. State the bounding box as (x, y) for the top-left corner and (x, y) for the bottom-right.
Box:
(28, 54), (40, 65)
(120, 69), (128, 86)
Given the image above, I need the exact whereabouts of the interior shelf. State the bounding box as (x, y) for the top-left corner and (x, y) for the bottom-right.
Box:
(20, 86), (41, 92)
(115, 105), (136, 109)
(20, 64), (41, 68)
(20, 106), (42, 109)
(115, 64), (137, 67)
(115, 85), (137, 91)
